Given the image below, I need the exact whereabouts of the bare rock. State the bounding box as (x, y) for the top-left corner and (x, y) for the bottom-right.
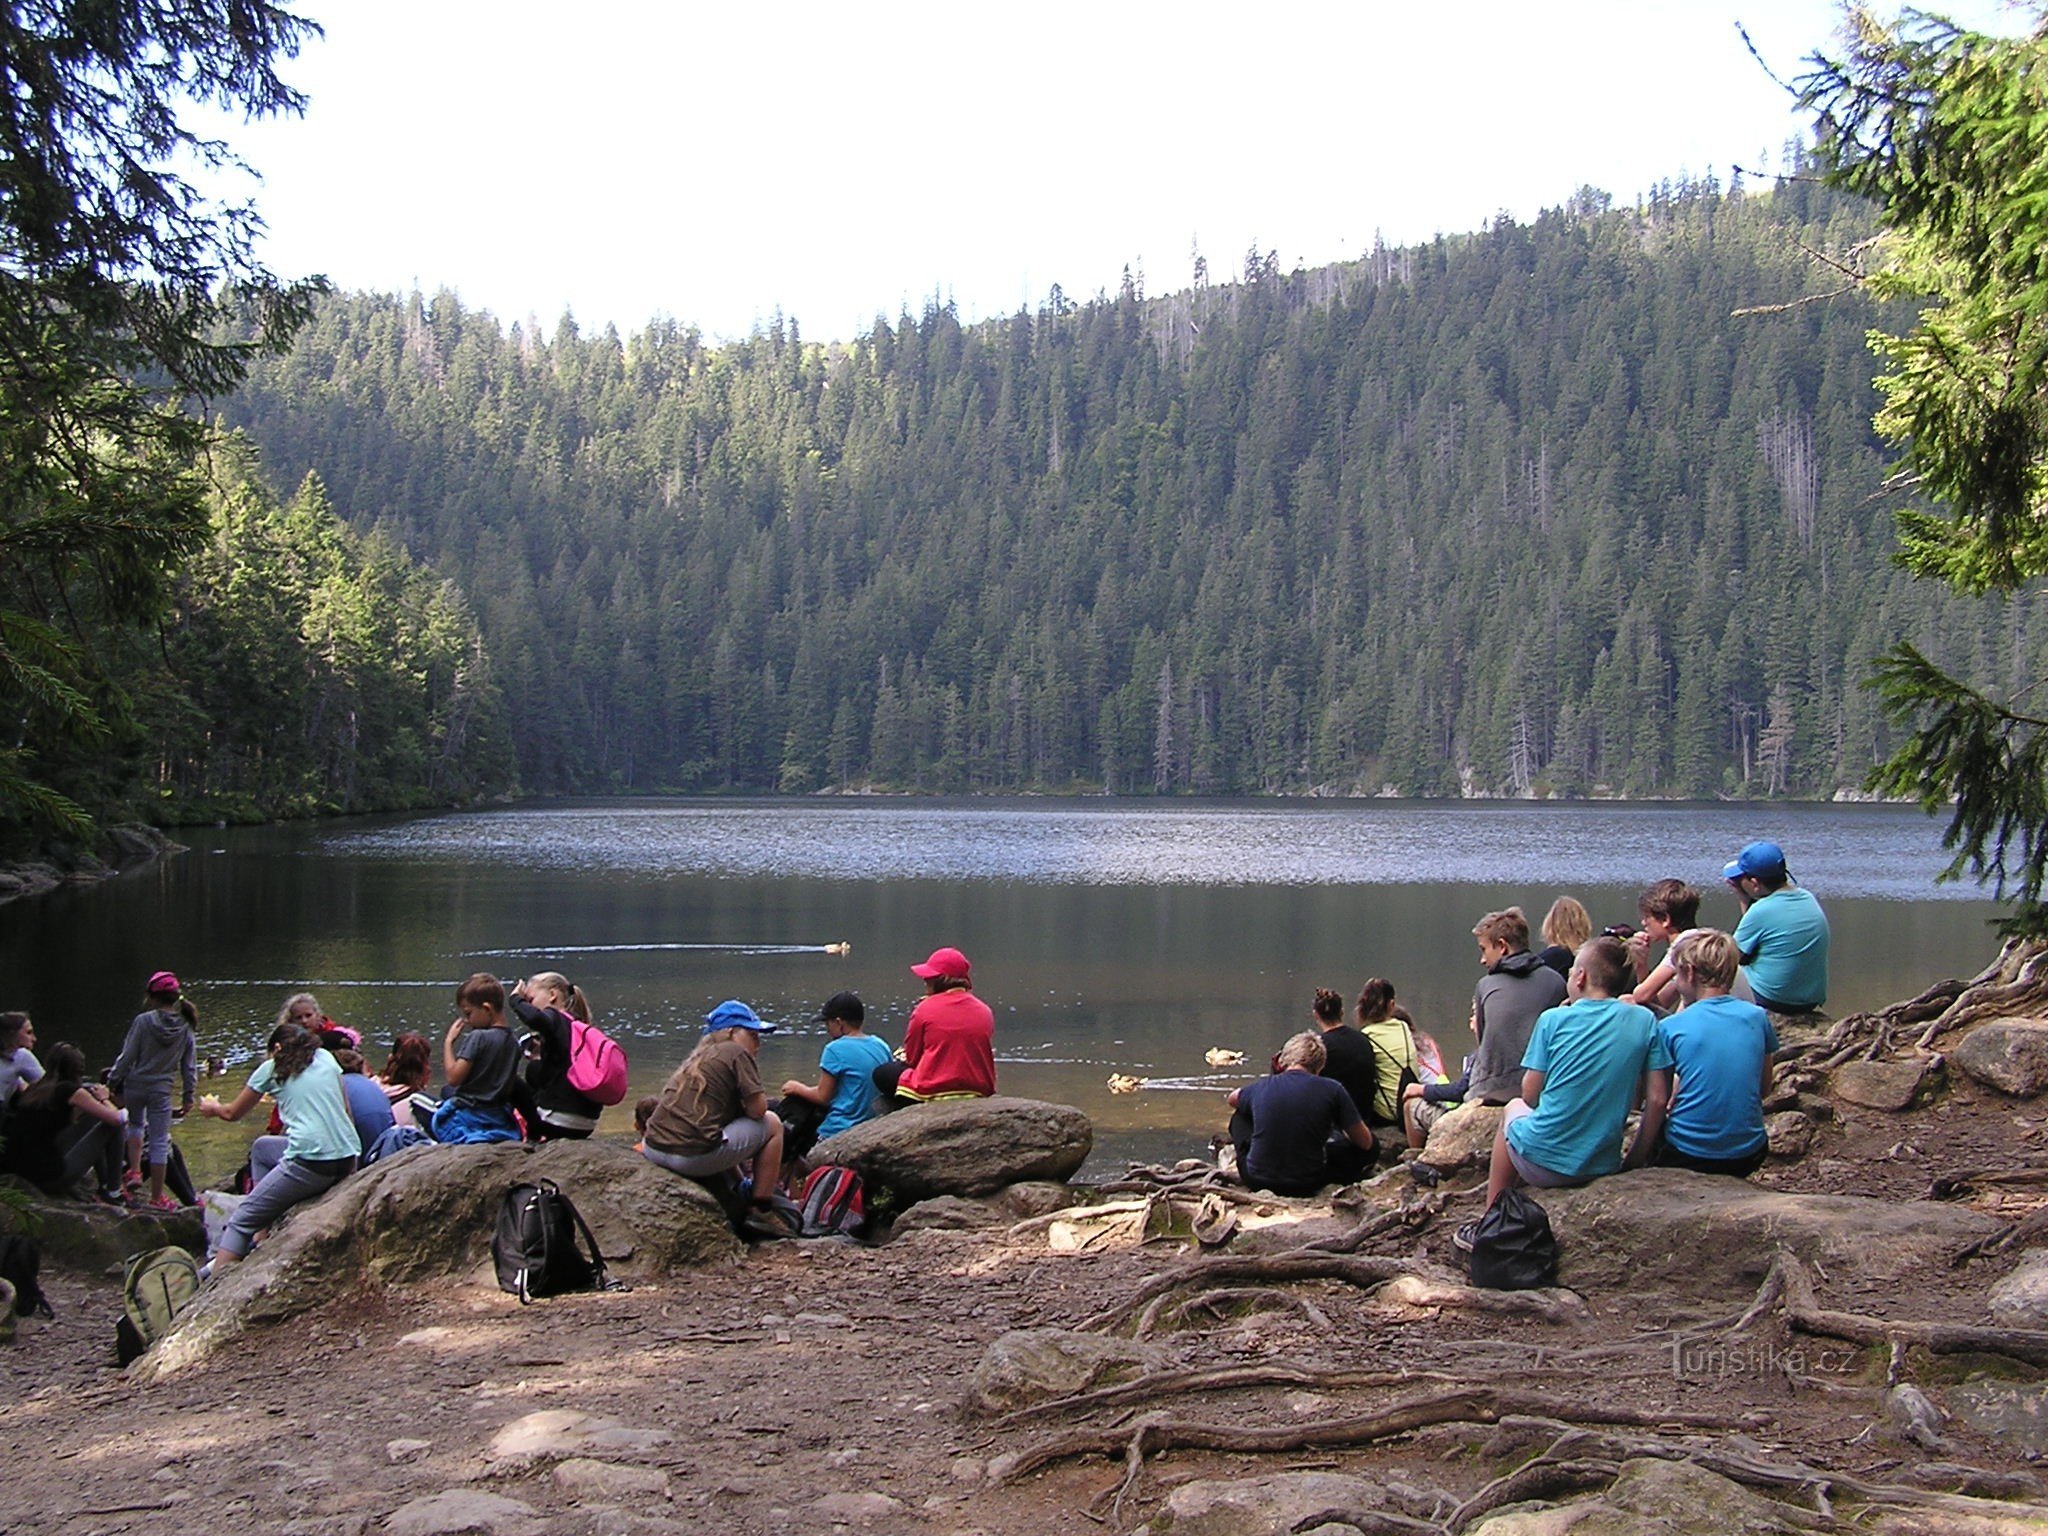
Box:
(988, 1180), (1083, 1218)
(1764, 1111), (1815, 1158)
(1989, 1250), (2048, 1330)
(1469, 1458), (1809, 1535)
(1830, 1058), (1929, 1112)
(1153, 1471), (1385, 1536)
(809, 1492), (905, 1523)
(385, 1439), (432, 1464)
(553, 1458), (671, 1501)
(383, 1492), (544, 1536)
(139, 1140), (739, 1380)
(1954, 1019), (2048, 1098)
(964, 1328), (1169, 1416)
(1541, 1167), (1998, 1293)
(1946, 1378), (2048, 1457)
(892, 1194), (1005, 1233)
(5, 1184), (206, 1272)
(1418, 1103), (1504, 1173)
(488, 1409), (672, 1467)
(811, 1096), (1092, 1200)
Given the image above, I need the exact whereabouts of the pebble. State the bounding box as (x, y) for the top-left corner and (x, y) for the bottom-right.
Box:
(386, 1439), (432, 1465)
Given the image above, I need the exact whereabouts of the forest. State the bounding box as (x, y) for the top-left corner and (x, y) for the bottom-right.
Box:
(210, 173), (2041, 805)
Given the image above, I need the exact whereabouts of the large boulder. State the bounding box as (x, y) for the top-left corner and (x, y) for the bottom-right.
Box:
(140, 1138), (738, 1379)
(811, 1096), (1092, 1201)
(1418, 1103), (1503, 1173)
(1, 1180), (204, 1271)
(1541, 1168), (1998, 1293)
(1470, 1458), (1811, 1535)
(1831, 1058), (1930, 1112)
(1954, 1019), (2048, 1098)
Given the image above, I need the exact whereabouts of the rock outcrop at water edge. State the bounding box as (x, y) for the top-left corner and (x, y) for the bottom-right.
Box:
(810, 1096), (1094, 1201)
(138, 1137), (737, 1379)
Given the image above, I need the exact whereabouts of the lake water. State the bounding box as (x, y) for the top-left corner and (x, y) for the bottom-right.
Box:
(0, 798), (2005, 1178)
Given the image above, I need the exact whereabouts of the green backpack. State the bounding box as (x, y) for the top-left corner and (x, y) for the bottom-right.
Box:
(116, 1246), (201, 1365)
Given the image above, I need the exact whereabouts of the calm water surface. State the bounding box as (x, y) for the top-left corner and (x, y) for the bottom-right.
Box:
(0, 798), (2004, 1178)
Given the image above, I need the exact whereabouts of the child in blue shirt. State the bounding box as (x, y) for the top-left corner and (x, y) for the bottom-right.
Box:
(1644, 928), (1778, 1177)
(777, 991), (894, 1161)
(1458, 937), (1672, 1251)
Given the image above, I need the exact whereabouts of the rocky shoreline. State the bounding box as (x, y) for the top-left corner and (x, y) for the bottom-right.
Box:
(0, 822), (183, 904)
(10, 957), (2048, 1534)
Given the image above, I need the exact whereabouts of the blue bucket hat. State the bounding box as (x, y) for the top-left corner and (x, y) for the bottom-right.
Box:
(1722, 840), (1789, 882)
(703, 999), (775, 1034)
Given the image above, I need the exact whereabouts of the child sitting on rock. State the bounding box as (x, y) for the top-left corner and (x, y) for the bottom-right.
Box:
(426, 974), (523, 1144)
(1638, 928), (1778, 1178)
(1457, 937), (1673, 1253)
(641, 1001), (795, 1238)
(777, 991), (892, 1160)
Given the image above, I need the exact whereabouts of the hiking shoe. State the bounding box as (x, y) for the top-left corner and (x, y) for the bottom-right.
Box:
(1451, 1219), (1479, 1255)
(741, 1197), (802, 1241)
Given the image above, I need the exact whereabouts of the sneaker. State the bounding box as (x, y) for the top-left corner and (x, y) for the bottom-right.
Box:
(1451, 1219), (1479, 1255)
(121, 1170), (143, 1192)
(92, 1187), (126, 1207)
(741, 1197), (802, 1241)
(145, 1194), (180, 1213)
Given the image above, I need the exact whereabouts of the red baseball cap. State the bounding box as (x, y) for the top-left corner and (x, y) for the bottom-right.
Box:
(910, 946), (971, 980)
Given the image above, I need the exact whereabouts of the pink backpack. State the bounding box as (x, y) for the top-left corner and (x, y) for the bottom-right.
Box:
(564, 1016), (629, 1105)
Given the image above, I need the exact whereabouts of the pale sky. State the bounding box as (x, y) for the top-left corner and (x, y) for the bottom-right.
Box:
(196, 1), (2031, 344)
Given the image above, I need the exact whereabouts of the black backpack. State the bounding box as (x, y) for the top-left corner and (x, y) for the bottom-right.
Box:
(0, 1233), (51, 1319)
(492, 1179), (615, 1303)
(1468, 1188), (1558, 1290)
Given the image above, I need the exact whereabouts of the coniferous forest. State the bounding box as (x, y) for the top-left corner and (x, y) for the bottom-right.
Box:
(92, 176), (2048, 818)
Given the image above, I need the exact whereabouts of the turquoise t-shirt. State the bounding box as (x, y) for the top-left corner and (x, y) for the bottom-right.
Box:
(1733, 886), (1830, 1010)
(1505, 997), (1671, 1180)
(246, 1049), (360, 1162)
(816, 1032), (894, 1140)
(1658, 995), (1779, 1160)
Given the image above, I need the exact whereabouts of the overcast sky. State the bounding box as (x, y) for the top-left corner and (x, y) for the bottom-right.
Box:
(198, 1), (2030, 343)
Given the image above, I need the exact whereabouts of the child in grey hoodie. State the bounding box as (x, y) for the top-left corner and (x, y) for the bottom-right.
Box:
(109, 970), (197, 1209)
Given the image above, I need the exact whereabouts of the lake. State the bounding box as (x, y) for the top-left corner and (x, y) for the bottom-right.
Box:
(0, 798), (2005, 1178)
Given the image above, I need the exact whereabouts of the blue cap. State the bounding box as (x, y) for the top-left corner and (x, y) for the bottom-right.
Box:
(703, 999), (776, 1034)
(1722, 840), (1789, 882)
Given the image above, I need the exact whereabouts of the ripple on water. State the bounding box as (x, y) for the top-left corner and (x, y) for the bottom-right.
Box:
(322, 800), (1979, 901)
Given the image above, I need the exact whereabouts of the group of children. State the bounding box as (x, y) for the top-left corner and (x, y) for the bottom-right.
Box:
(631, 944), (997, 1238)
(1225, 840), (1827, 1225)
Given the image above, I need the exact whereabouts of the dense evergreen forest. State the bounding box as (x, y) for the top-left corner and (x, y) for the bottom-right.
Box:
(19, 444), (511, 834)
(214, 176), (2048, 802)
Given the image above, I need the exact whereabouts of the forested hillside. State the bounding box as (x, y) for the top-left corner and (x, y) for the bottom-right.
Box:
(22, 444), (512, 832)
(219, 176), (2041, 800)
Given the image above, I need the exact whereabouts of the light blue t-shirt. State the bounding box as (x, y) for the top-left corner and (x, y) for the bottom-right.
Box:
(1658, 994), (1779, 1161)
(247, 1049), (360, 1162)
(1733, 886), (1830, 1011)
(816, 1032), (894, 1141)
(1505, 997), (1671, 1180)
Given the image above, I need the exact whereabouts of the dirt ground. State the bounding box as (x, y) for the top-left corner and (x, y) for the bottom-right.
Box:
(4, 1069), (2047, 1536)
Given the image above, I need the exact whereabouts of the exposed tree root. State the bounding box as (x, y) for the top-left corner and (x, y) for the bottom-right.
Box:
(1077, 1252), (1414, 1333)
(1780, 938), (2048, 1068)
(1953, 1202), (2048, 1264)
(1762, 1248), (2048, 1366)
(1444, 1444), (1624, 1534)
(991, 1386), (1761, 1487)
(1134, 1283), (1333, 1337)
(1929, 1160), (2048, 1199)
(1367, 1272), (1587, 1321)
(992, 1363), (1461, 1427)
(1300, 1191), (1445, 1253)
